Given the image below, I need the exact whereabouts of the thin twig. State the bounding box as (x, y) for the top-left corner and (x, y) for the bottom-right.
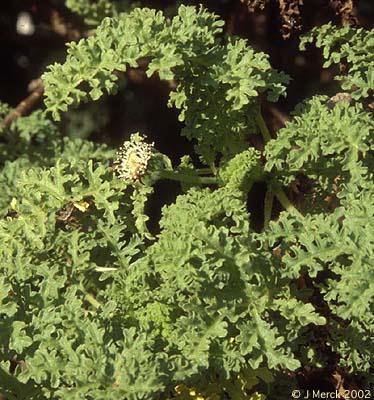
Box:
(50, 9), (92, 40)
(263, 188), (274, 230)
(2, 80), (44, 128)
(160, 170), (217, 185)
(255, 104), (272, 143)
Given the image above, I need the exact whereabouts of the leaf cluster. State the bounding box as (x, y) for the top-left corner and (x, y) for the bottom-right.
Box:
(300, 23), (374, 99)
(65, 0), (129, 26)
(43, 5), (289, 163)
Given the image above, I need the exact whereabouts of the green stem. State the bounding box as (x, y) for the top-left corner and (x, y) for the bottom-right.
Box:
(256, 106), (302, 218)
(263, 189), (274, 230)
(159, 170), (217, 185)
(273, 186), (303, 217)
(255, 105), (272, 143)
(195, 167), (214, 175)
(79, 284), (102, 309)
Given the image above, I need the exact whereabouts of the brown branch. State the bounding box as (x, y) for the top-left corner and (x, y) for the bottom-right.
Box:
(267, 105), (289, 126)
(40, 0), (92, 40)
(329, 0), (358, 26)
(2, 79), (44, 128)
(50, 9), (92, 40)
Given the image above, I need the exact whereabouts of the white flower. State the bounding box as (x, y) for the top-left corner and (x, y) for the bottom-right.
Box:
(114, 133), (154, 182)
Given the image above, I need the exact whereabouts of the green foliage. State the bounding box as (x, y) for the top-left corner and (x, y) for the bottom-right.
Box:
(300, 23), (374, 98)
(1, 5), (373, 400)
(43, 5), (289, 163)
(65, 0), (129, 26)
(261, 188), (374, 373)
(0, 105), (114, 218)
(219, 148), (262, 192)
(264, 96), (373, 197)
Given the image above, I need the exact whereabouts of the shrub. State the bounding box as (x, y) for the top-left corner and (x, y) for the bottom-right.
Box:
(0, 4), (372, 399)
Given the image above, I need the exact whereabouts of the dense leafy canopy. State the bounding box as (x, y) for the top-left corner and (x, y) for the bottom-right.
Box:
(0, 4), (373, 400)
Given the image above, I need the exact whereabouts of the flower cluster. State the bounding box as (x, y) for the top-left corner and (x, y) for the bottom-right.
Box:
(114, 133), (154, 182)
